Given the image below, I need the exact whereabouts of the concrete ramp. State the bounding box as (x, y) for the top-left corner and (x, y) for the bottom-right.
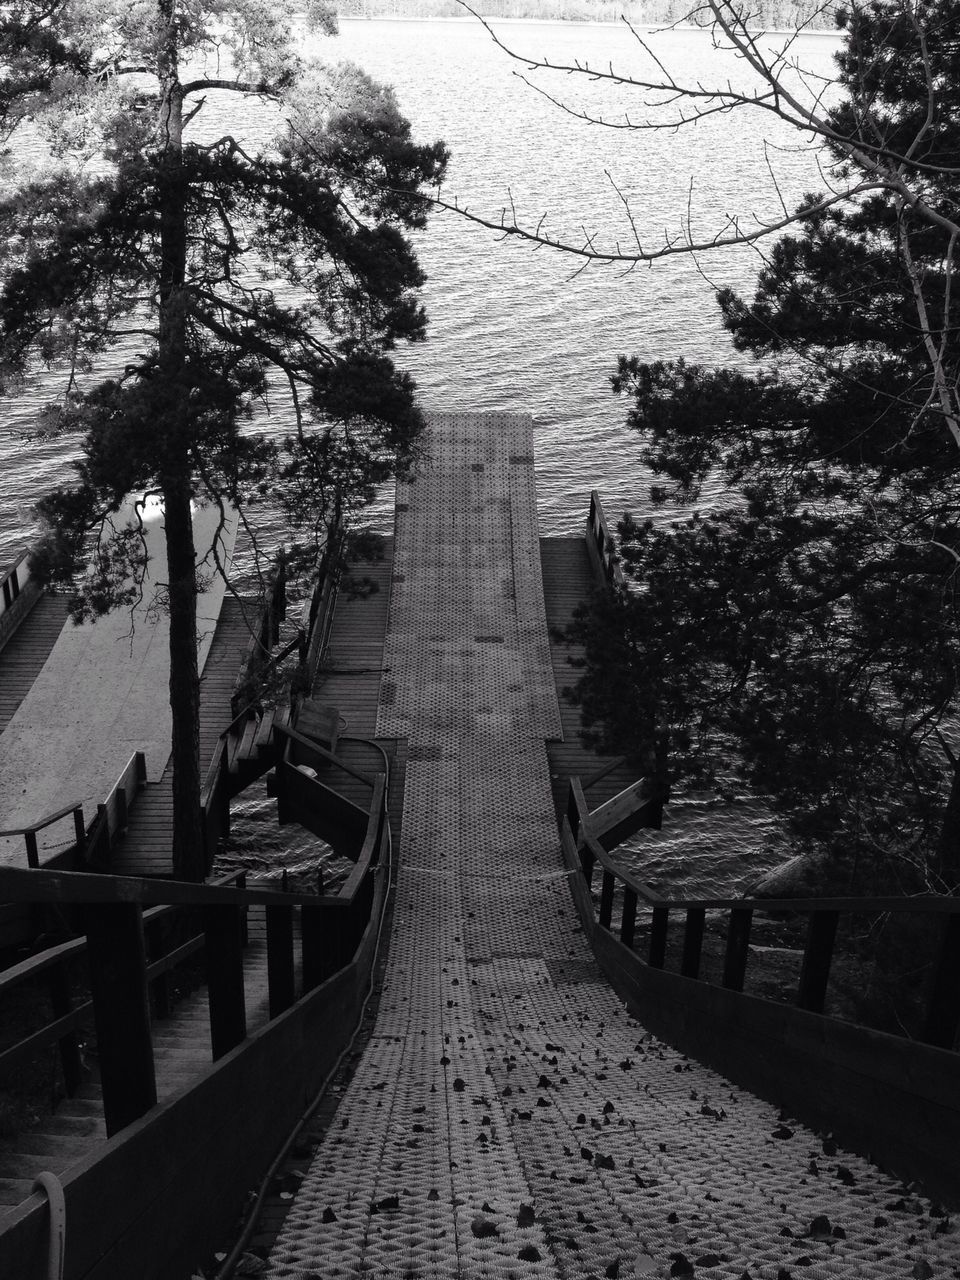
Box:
(0, 495), (237, 865)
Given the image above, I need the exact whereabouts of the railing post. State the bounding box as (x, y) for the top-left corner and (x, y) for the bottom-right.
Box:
(620, 887), (637, 950)
(301, 903), (333, 992)
(722, 907), (753, 992)
(599, 870), (615, 929)
(84, 902), (157, 1137)
(681, 908), (706, 979)
(266, 904), (296, 1018)
(72, 807), (86, 857)
(146, 915), (173, 1020)
(922, 913), (960, 1049)
(203, 905), (247, 1060)
(47, 962), (83, 1097)
(24, 830), (39, 870)
(649, 907), (669, 968)
(581, 843), (595, 890)
(237, 871), (249, 948)
(797, 910), (839, 1013)
(566, 780), (582, 844)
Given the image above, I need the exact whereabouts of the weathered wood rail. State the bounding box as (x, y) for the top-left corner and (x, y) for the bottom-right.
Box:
(564, 772), (960, 1204)
(0, 550), (39, 651)
(0, 738), (391, 1280)
(567, 776), (960, 1046)
(586, 489), (626, 590)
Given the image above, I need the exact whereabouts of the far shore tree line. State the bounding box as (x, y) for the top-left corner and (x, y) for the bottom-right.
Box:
(334, 0), (836, 30)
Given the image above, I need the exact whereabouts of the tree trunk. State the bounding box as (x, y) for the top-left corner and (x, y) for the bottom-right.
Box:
(164, 469), (204, 880)
(156, 0), (203, 879)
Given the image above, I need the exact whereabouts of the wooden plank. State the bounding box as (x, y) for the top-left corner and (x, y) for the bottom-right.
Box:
(84, 903), (157, 1138)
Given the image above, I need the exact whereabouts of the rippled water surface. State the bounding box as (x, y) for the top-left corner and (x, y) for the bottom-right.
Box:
(0, 19), (841, 892)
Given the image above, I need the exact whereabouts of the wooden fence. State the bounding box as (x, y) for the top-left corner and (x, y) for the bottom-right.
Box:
(563, 776), (960, 1205)
(0, 763), (391, 1279)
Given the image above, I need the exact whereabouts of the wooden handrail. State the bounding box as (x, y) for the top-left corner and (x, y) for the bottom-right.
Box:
(276, 723), (376, 788)
(0, 800), (84, 838)
(0, 866), (329, 909)
(566, 774), (960, 1048)
(567, 776), (664, 904)
(568, 777), (960, 916)
(588, 490), (626, 590)
(337, 774), (386, 899)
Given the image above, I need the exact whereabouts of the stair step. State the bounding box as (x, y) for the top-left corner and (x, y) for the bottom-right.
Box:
(12, 1132), (94, 1159)
(44, 1114), (103, 1139)
(0, 1178), (35, 1206)
(55, 1098), (103, 1120)
(254, 708), (277, 754)
(236, 714), (260, 763)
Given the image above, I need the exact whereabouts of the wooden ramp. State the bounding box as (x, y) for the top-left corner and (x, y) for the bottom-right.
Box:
(263, 413), (955, 1279)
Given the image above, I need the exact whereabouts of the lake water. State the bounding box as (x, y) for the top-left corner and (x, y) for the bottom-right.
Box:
(0, 17), (841, 893)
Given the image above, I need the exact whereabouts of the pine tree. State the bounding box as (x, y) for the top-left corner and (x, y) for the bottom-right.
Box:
(0, 0), (447, 878)
(566, 0), (960, 891)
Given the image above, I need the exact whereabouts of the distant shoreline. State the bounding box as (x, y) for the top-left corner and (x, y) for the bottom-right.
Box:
(339, 14), (840, 34)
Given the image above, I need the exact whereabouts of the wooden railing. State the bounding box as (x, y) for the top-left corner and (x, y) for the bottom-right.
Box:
(0, 549), (29, 615)
(200, 519), (344, 873)
(83, 751), (147, 871)
(230, 551), (291, 718)
(587, 490), (625, 590)
(0, 800), (86, 870)
(0, 748), (388, 1138)
(565, 776), (960, 1050)
(301, 521), (344, 683)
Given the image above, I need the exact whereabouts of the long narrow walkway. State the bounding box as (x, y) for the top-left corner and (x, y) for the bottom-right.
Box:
(266, 414), (956, 1280)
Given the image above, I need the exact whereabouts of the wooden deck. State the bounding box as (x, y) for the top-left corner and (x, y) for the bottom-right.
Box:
(0, 594), (70, 733)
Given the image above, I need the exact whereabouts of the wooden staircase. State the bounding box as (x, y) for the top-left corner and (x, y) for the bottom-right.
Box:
(0, 906), (274, 1209)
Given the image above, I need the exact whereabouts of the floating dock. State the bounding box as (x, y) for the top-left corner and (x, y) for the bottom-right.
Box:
(0, 413), (957, 1280)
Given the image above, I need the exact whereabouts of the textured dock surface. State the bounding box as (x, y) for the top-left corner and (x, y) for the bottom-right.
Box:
(265, 414), (957, 1279)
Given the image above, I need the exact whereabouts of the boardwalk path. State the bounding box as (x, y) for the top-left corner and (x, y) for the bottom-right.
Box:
(267, 414), (956, 1279)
